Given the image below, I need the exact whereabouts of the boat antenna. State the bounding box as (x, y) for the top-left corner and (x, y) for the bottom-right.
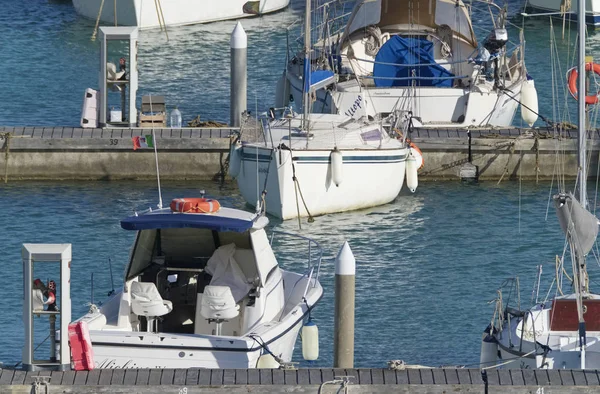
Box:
(107, 257), (115, 296)
(148, 95), (164, 209)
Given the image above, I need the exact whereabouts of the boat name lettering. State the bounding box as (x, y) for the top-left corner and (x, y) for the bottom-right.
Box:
(344, 95), (363, 117)
(258, 167), (269, 174)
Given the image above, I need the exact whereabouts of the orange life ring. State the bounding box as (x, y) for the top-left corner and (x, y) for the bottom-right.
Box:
(567, 63), (600, 105)
(407, 140), (424, 170)
(170, 198), (221, 214)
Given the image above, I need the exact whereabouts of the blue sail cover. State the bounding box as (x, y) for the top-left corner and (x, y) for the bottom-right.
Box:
(373, 35), (455, 88)
(121, 213), (254, 232)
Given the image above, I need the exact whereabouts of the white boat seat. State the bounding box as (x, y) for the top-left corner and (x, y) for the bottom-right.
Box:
(130, 281), (173, 332)
(200, 285), (240, 335)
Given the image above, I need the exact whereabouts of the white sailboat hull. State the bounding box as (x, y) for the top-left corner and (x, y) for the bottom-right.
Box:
(525, 0), (600, 26)
(287, 73), (522, 128)
(236, 145), (407, 220)
(72, 0), (290, 29)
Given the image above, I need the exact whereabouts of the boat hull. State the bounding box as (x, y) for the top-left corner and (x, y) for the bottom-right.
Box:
(236, 145), (407, 220)
(287, 73), (522, 128)
(524, 1), (600, 27)
(72, 0), (290, 29)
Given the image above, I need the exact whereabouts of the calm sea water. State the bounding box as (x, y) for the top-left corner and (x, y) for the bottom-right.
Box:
(0, 0), (598, 369)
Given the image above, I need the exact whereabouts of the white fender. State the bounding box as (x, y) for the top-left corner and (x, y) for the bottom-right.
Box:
(228, 143), (242, 179)
(301, 319), (319, 361)
(480, 333), (498, 368)
(520, 79), (538, 127)
(330, 147), (343, 187)
(256, 353), (280, 368)
(406, 153), (418, 193)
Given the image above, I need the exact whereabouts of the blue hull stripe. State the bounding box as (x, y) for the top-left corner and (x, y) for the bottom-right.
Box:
(241, 151), (407, 163)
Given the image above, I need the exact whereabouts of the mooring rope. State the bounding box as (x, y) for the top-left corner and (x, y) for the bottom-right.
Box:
(2, 132), (11, 183)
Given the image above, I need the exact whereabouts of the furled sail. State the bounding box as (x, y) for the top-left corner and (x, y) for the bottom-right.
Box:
(554, 192), (599, 256)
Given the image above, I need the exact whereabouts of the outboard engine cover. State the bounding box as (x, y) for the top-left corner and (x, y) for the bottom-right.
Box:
(484, 28), (508, 53)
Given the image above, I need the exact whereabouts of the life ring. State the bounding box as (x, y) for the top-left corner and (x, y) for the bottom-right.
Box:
(567, 63), (600, 105)
(170, 198), (221, 214)
(407, 140), (424, 170)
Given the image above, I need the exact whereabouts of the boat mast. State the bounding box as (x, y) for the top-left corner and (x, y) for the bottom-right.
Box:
(302, 0), (311, 130)
(576, 0), (587, 369)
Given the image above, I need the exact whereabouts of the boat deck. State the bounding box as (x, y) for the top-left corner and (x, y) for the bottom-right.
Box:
(1, 367), (599, 392)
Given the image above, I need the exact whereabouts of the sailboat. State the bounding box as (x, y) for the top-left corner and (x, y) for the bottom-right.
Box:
(523, 0), (600, 28)
(480, 0), (600, 370)
(278, 0), (535, 128)
(72, 0), (290, 30)
(232, 0), (415, 220)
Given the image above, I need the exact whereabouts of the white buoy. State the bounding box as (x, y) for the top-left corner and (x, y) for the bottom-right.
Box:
(410, 146), (423, 170)
(480, 333), (498, 368)
(228, 142), (242, 178)
(405, 153), (418, 193)
(330, 147), (343, 187)
(520, 79), (538, 127)
(302, 319), (319, 361)
(274, 73), (290, 109)
(256, 353), (280, 368)
(334, 241), (355, 368)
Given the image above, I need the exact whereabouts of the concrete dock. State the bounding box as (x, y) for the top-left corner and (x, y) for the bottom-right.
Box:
(0, 125), (596, 181)
(2, 367), (600, 393)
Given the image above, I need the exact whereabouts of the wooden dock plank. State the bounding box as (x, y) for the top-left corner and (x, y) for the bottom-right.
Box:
(522, 369), (537, 385)
(86, 369), (101, 385)
(457, 369), (471, 384)
(185, 369), (199, 385)
(173, 369), (187, 385)
(445, 369), (459, 385)
(61, 370), (75, 385)
(197, 369), (211, 385)
(272, 369), (284, 385)
(485, 370), (499, 386)
(234, 369), (247, 385)
(297, 369), (310, 385)
(396, 370), (409, 384)
(407, 369), (420, 384)
(259, 369), (272, 385)
(147, 369), (162, 385)
(98, 369), (113, 385)
(73, 371), (88, 385)
(497, 369), (512, 385)
(509, 370), (524, 386)
(222, 369), (235, 385)
(383, 369), (396, 384)
(247, 369), (259, 385)
(308, 369), (321, 385)
(535, 370), (551, 386)
(110, 369), (125, 385)
(321, 369), (334, 383)
(24, 370), (40, 385)
(135, 369), (149, 385)
(11, 370), (26, 385)
(371, 369), (384, 384)
(469, 369), (483, 385)
(0, 369), (15, 385)
(571, 369), (587, 386)
(160, 369), (175, 385)
(583, 370), (599, 385)
(210, 369), (224, 386)
(419, 369), (433, 385)
(50, 371), (63, 385)
(359, 369), (373, 385)
(432, 369), (446, 384)
(547, 369), (562, 385)
(559, 369), (575, 386)
(284, 369), (296, 385)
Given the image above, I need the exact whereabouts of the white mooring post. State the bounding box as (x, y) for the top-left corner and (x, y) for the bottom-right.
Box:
(230, 21), (247, 127)
(22, 244), (72, 371)
(334, 241), (356, 368)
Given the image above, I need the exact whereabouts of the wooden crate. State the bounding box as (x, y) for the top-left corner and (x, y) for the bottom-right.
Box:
(139, 112), (166, 128)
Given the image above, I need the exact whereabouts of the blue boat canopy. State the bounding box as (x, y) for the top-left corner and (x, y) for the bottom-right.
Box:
(373, 35), (455, 88)
(121, 212), (254, 233)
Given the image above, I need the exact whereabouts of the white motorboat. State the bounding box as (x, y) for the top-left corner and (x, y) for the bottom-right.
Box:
(231, 112), (415, 220)
(71, 198), (323, 369)
(523, 0), (600, 28)
(72, 0), (290, 30)
(480, 0), (600, 370)
(279, 0), (535, 128)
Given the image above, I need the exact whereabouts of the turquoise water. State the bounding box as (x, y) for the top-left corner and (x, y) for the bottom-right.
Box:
(0, 0), (598, 369)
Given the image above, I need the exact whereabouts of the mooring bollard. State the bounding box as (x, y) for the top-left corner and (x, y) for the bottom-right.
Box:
(334, 241), (355, 368)
(230, 21), (247, 128)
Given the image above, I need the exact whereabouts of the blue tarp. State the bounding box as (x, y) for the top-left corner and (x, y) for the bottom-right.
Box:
(121, 212), (254, 232)
(373, 35), (455, 88)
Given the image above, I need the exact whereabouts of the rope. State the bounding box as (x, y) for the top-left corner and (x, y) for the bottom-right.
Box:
(482, 349), (536, 370)
(114, 0), (117, 26)
(318, 378), (351, 394)
(291, 161), (314, 223)
(2, 132), (11, 183)
(91, 0), (106, 41)
(496, 141), (516, 184)
(154, 0), (169, 41)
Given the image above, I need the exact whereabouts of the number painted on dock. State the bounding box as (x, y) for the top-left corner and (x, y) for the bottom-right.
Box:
(178, 388), (188, 394)
(110, 139), (119, 145)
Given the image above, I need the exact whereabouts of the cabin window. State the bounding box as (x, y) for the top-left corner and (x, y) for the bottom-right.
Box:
(127, 229), (157, 280)
(218, 231), (252, 249)
(160, 228), (216, 260)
